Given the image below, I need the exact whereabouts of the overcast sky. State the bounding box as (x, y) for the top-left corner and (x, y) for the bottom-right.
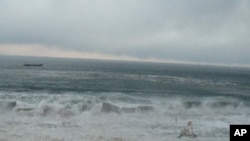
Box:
(0, 0), (249, 65)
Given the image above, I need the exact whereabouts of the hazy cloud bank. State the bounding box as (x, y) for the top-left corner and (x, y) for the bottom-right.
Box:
(0, 0), (249, 64)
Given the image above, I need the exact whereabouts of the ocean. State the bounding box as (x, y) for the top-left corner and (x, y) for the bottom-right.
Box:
(0, 56), (250, 141)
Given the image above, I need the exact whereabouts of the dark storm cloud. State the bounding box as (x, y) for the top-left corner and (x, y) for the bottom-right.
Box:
(0, 0), (249, 64)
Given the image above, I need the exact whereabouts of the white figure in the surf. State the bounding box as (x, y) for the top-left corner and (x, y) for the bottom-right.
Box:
(178, 121), (197, 138)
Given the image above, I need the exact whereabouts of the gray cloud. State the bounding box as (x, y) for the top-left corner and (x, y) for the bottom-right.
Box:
(0, 0), (249, 64)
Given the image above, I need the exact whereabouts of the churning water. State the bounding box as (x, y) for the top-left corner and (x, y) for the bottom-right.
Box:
(1, 56), (250, 141)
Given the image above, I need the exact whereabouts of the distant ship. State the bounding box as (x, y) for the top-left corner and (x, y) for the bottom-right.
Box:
(23, 63), (43, 67)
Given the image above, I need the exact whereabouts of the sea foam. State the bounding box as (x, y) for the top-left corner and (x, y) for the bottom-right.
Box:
(0, 92), (249, 141)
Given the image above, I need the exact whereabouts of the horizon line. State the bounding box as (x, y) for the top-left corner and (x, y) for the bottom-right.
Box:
(1, 54), (250, 69)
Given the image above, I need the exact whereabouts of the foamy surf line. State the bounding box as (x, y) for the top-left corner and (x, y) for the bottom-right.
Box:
(1, 92), (250, 141)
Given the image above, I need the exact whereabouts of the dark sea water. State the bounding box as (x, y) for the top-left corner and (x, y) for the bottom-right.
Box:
(0, 55), (250, 141)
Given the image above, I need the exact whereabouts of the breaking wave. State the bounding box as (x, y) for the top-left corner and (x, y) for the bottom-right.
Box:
(1, 91), (249, 116)
(1, 91), (250, 141)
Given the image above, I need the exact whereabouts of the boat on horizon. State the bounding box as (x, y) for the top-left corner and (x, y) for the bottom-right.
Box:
(23, 63), (43, 67)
